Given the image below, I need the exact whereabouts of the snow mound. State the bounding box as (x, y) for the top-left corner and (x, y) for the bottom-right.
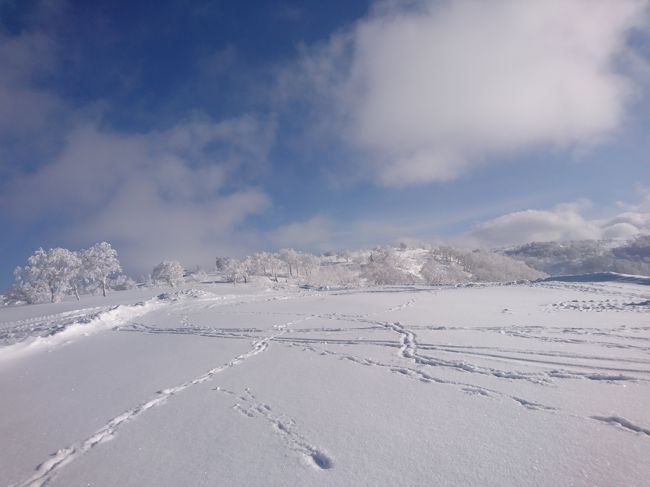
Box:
(0, 298), (163, 361)
(156, 288), (218, 301)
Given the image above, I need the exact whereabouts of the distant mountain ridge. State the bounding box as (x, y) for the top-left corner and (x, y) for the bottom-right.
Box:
(540, 272), (650, 286)
(501, 235), (650, 277)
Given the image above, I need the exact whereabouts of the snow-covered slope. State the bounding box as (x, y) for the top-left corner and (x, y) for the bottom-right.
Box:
(1, 281), (649, 486)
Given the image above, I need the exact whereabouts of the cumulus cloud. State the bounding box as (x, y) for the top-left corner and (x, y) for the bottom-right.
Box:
(288, 0), (648, 186)
(466, 196), (650, 247)
(600, 192), (650, 239)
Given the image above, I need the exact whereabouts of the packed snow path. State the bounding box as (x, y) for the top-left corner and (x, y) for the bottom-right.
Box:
(1, 282), (649, 486)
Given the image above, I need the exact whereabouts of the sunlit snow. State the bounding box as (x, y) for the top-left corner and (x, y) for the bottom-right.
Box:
(1, 278), (649, 486)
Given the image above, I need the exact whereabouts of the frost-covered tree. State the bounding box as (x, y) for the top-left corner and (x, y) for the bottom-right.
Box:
(80, 242), (122, 297)
(185, 266), (208, 283)
(106, 274), (136, 291)
(310, 265), (360, 288)
(14, 248), (82, 303)
(421, 256), (465, 284)
(361, 247), (416, 285)
(7, 267), (50, 304)
(240, 257), (254, 283)
(224, 258), (251, 284)
(298, 252), (319, 279)
(461, 250), (544, 282)
(246, 253), (267, 277)
(215, 256), (233, 273)
(279, 249), (300, 277)
(263, 253), (282, 281)
(339, 250), (352, 263)
(152, 260), (184, 286)
(420, 247), (543, 284)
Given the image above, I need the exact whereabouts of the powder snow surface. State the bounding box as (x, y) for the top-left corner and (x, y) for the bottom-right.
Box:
(1, 281), (649, 486)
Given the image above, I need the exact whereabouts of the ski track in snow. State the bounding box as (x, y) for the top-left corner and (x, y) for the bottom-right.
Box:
(214, 386), (333, 470)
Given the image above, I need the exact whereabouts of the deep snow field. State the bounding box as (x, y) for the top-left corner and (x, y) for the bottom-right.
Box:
(1, 280), (649, 486)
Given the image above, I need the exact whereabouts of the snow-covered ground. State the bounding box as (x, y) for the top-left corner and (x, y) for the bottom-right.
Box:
(1, 280), (649, 486)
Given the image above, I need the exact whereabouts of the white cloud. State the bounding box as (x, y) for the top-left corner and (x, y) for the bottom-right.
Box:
(0, 3), (278, 275)
(0, 116), (275, 274)
(467, 206), (600, 247)
(466, 195), (650, 247)
(270, 216), (333, 249)
(290, 0), (648, 186)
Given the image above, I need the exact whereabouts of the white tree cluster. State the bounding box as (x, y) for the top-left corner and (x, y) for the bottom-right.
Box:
(8, 237), (646, 306)
(214, 243), (545, 288)
(420, 247), (544, 285)
(215, 249), (324, 285)
(361, 247), (417, 285)
(9, 242), (125, 304)
(151, 260), (185, 287)
(211, 236), (650, 289)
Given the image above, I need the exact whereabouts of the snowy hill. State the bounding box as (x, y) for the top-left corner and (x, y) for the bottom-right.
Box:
(8, 236), (650, 306)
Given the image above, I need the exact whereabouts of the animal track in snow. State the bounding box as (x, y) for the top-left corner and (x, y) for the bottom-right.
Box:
(547, 298), (650, 313)
(591, 415), (650, 436)
(214, 387), (333, 470)
(13, 319), (300, 487)
(288, 342), (559, 413)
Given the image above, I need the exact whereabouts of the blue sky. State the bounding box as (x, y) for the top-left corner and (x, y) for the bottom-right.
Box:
(1, 0), (649, 289)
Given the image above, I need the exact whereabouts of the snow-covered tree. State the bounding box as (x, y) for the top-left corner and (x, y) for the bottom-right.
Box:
(298, 252), (319, 279)
(14, 248), (82, 303)
(361, 247), (415, 285)
(421, 249), (469, 284)
(279, 249), (300, 277)
(420, 247), (543, 284)
(339, 250), (352, 263)
(250, 252), (279, 278)
(310, 265), (359, 288)
(224, 258), (251, 284)
(106, 274), (136, 291)
(240, 257), (254, 283)
(461, 250), (544, 282)
(152, 260), (184, 286)
(185, 266), (208, 283)
(6, 267), (50, 304)
(80, 242), (122, 297)
(263, 252), (282, 281)
(215, 256), (233, 273)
